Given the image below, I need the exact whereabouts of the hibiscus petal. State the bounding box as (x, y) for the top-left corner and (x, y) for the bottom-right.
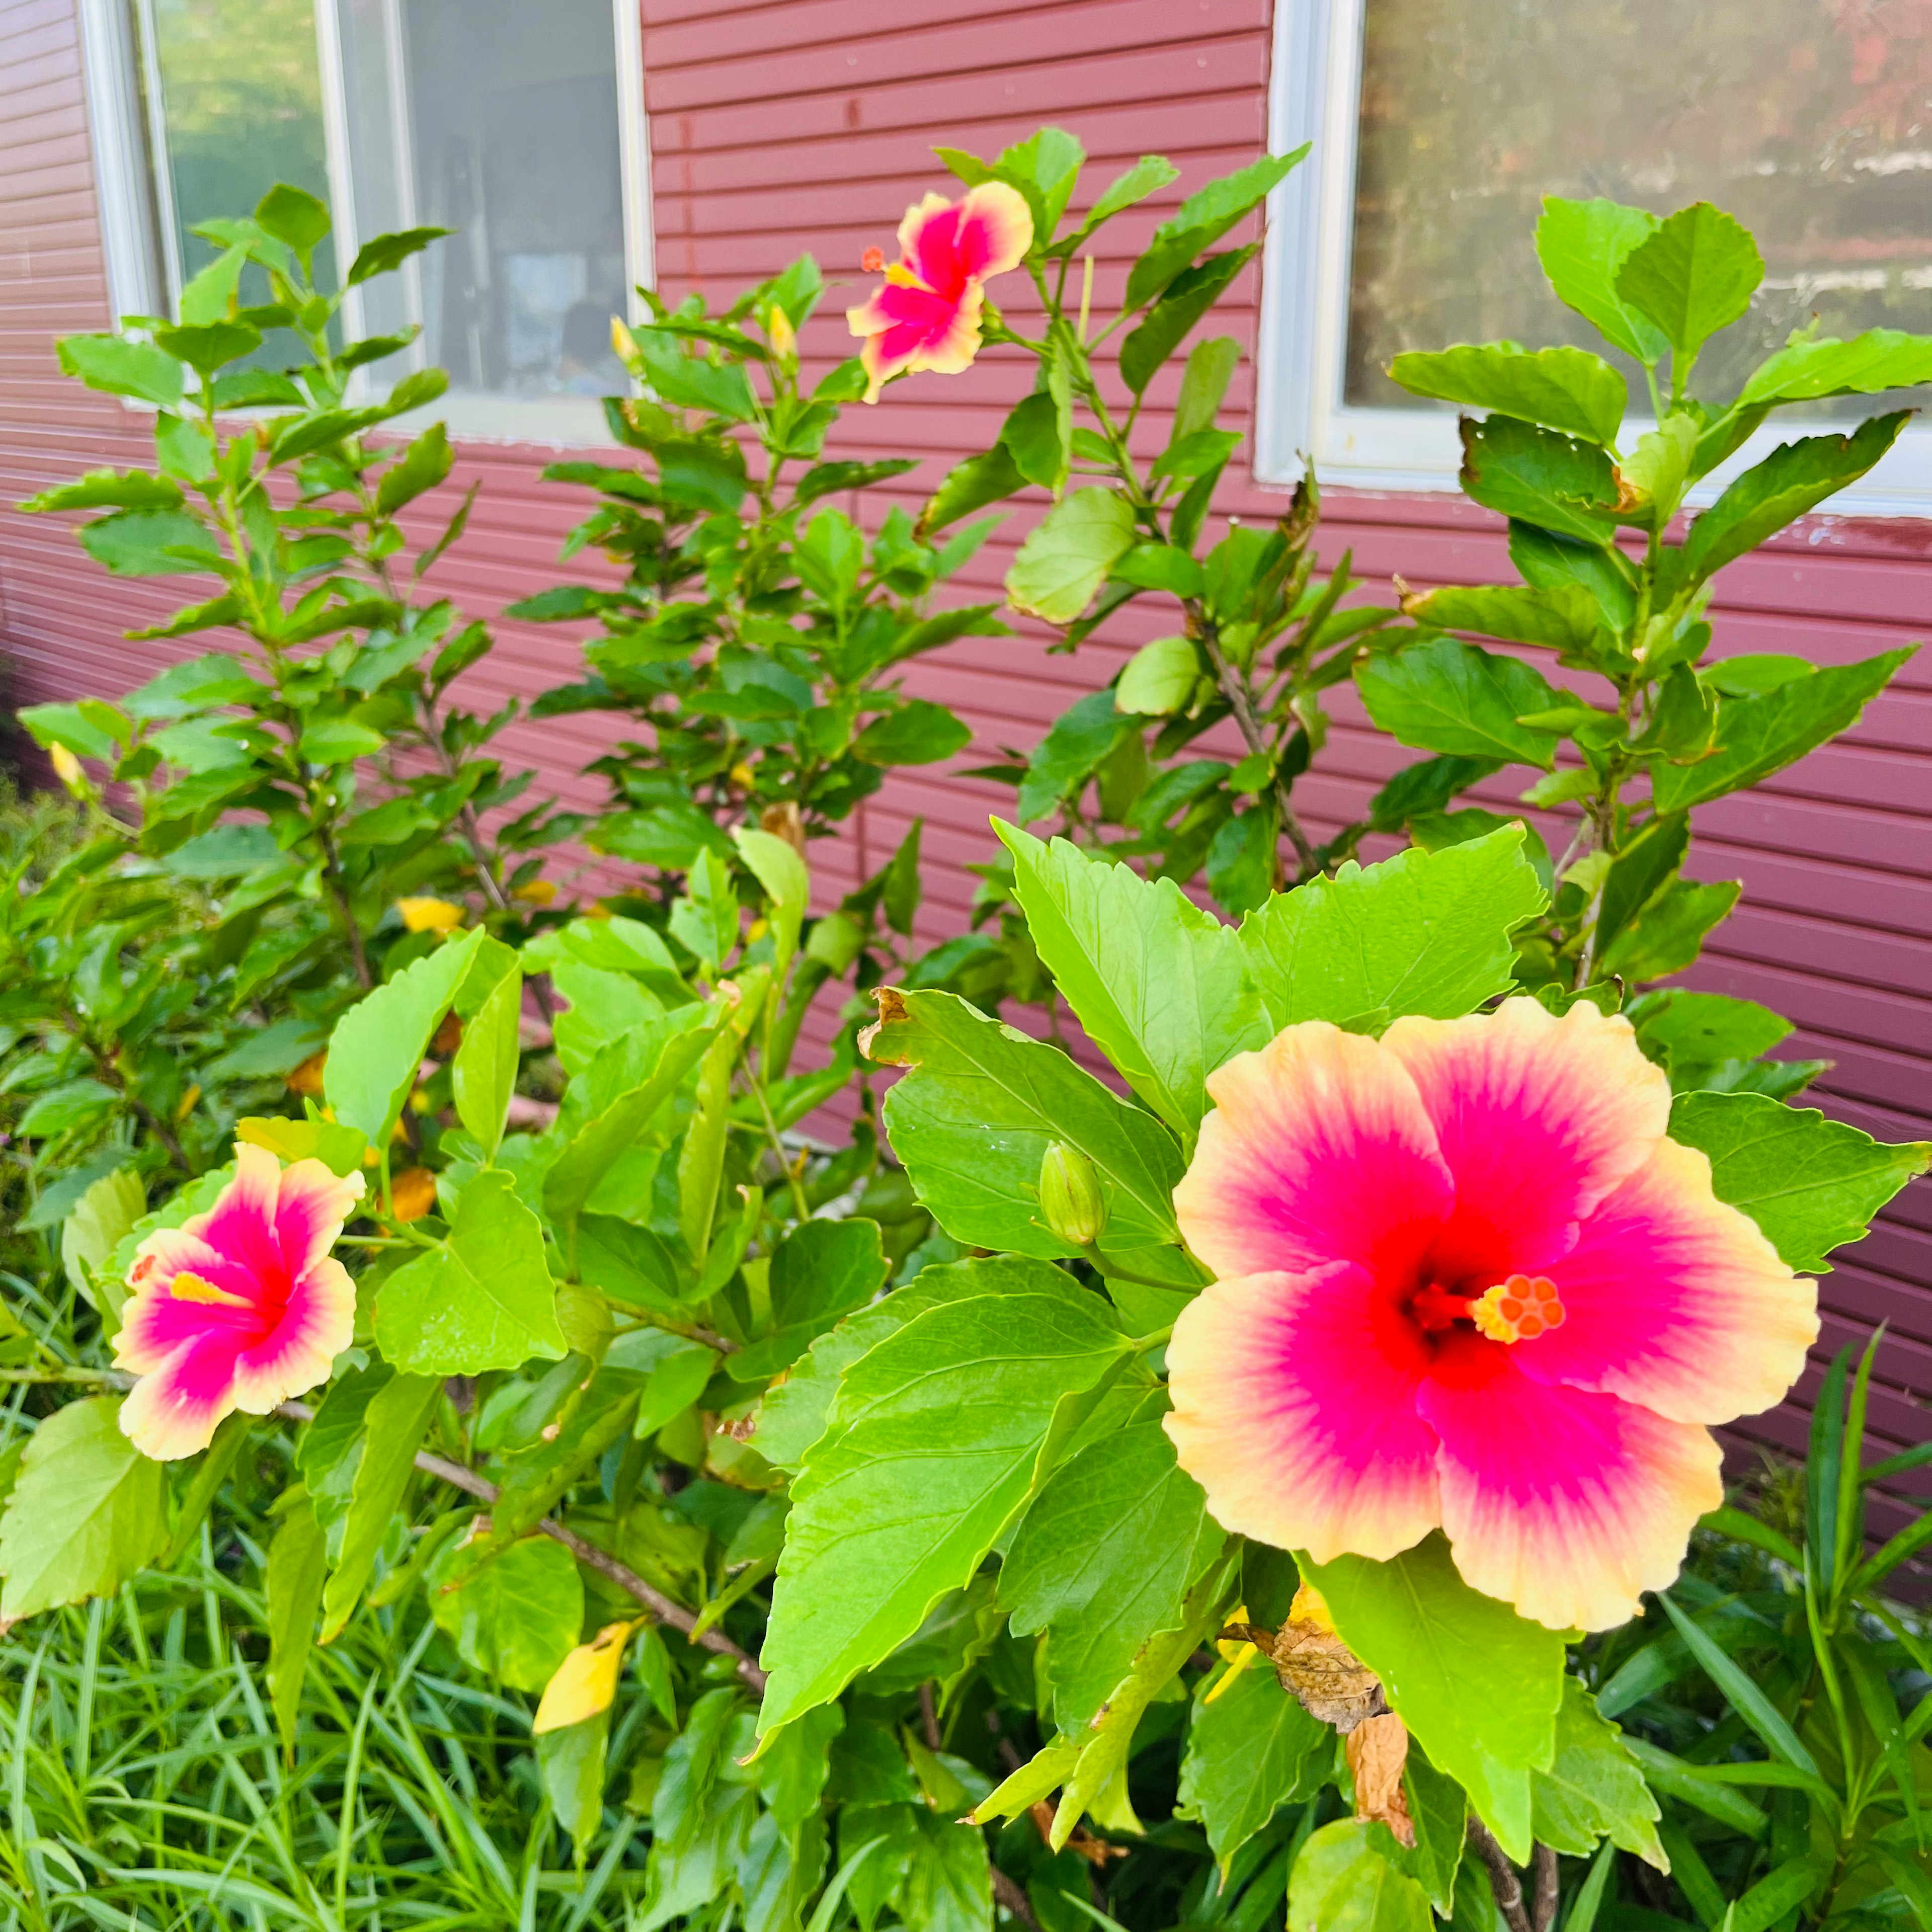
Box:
(192, 1142), (289, 1293)
(1175, 1023), (1453, 1283)
(848, 284), (986, 401)
(1165, 1260), (1442, 1564)
(273, 1158), (365, 1284)
(1418, 1333), (1722, 1632)
(1381, 999), (1670, 1283)
(952, 182), (1033, 280)
(895, 192), (961, 292)
(118, 1332), (243, 1460)
(1520, 1136), (1816, 1425)
(123, 1224), (259, 1312)
(230, 1256), (358, 1413)
(113, 1275), (263, 1376)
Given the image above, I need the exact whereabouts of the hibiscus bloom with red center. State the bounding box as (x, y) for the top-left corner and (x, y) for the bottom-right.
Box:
(847, 183), (1032, 402)
(1164, 998), (1816, 1632)
(115, 1144), (364, 1460)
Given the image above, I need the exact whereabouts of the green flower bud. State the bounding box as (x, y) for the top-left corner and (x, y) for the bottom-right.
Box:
(1038, 1141), (1105, 1247)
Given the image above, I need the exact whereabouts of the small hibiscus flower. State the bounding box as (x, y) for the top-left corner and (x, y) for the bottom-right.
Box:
(847, 183), (1032, 402)
(1164, 998), (1817, 1632)
(115, 1143), (365, 1460)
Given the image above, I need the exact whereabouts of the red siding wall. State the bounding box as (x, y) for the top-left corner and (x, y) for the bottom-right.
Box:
(2, 0), (1926, 1529)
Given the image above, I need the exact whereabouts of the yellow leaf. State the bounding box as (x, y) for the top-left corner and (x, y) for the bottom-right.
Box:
(511, 878), (556, 904)
(533, 1619), (641, 1734)
(396, 897), (465, 934)
(286, 1052), (328, 1097)
(388, 1168), (437, 1222)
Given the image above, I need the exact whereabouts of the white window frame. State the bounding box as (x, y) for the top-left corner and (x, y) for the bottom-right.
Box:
(77, 0), (655, 448)
(1255, 0), (1932, 516)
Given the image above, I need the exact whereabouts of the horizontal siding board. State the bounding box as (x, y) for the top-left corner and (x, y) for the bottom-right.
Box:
(1, 0), (1927, 1460)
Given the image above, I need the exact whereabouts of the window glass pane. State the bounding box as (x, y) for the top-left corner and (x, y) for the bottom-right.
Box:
(340, 0), (631, 403)
(142, 0), (335, 293)
(1344, 0), (1932, 416)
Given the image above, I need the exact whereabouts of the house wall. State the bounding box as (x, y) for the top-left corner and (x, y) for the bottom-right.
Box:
(2, 0), (1927, 1542)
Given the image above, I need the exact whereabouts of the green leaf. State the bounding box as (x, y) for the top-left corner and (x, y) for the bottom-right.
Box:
(324, 927), (485, 1148)
(734, 825), (809, 969)
(426, 1533), (583, 1693)
(751, 1257), (1035, 1473)
(79, 509), (221, 578)
(1063, 153), (1180, 249)
(319, 1372), (441, 1640)
(1388, 343), (1627, 445)
(1356, 636), (1567, 769)
(1002, 1420), (1226, 1728)
(1237, 826), (1548, 1032)
(1307, 1534), (1567, 1862)
(154, 320), (263, 374)
(1738, 326), (1932, 406)
(347, 226), (450, 287)
(852, 699), (972, 767)
(631, 327), (757, 420)
(266, 1496), (326, 1755)
(451, 964), (520, 1163)
(1595, 877), (1739, 984)
(1680, 414), (1910, 589)
(254, 182), (330, 253)
(295, 716), (386, 764)
(22, 468), (185, 514)
(1401, 583), (1601, 656)
(61, 1166), (147, 1317)
(1723, 1856), (1830, 1932)
(1652, 648), (1913, 813)
(728, 1219), (890, 1382)
(1015, 689), (1140, 824)
(1614, 202), (1763, 363)
(57, 333), (184, 407)
(1115, 634), (1200, 715)
(0, 1398), (167, 1620)
(1668, 1090), (1929, 1274)
(1120, 247), (1257, 396)
(1529, 1679), (1666, 1868)
(1534, 197), (1668, 364)
(1618, 1737), (1767, 1837)
(1176, 1654), (1328, 1869)
(758, 1279), (1129, 1733)
(375, 1169), (568, 1374)
(1457, 415), (1619, 544)
(867, 988), (1188, 1270)
(1400, 1740), (1467, 1913)
(1287, 1821), (1432, 1932)
(1654, 1593), (1818, 1777)
(376, 422), (455, 516)
(1124, 149), (1306, 311)
(1006, 488), (1138, 625)
(1171, 335), (1243, 446)
(669, 847), (739, 970)
(996, 822), (1268, 1149)
(919, 443), (1024, 535)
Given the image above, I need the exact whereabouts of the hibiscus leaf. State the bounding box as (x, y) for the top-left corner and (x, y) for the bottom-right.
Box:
(375, 1169), (568, 1375)
(1356, 635), (1568, 769)
(451, 963), (521, 1163)
(1175, 1659), (1329, 1871)
(1305, 1533), (1566, 1863)
(757, 1273), (1131, 1735)
(1386, 343), (1627, 446)
(1668, 1091), (1930, 1275)
(1239, 826), (1547, 1033)
(266, 1496), (327, 1754)
(319, 1371), (441, 1640)
(0, 1397), (167, 1621)
(1529, 1678), (1667, 1868)
(324, 926), (486, 1150)
(426, 1534), (583, 1693)
(1005, 487), (1138, 625)
(998, 821), (1269, 1150)
(1287, 1819), (1433, 1932)
(1002, 1420), (1227, 1729)
(864, 987), (1190, 1277)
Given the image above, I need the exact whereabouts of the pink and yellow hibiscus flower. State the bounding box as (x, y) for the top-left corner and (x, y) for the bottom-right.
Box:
(847, 183), (1032, 401)
(115, 1143), (364, 1460)
(1164, 998), (1816, 1632)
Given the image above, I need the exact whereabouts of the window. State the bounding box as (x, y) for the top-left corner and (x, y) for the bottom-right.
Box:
(77, 0), (652, 443)
(1259, 0), (1932, 511)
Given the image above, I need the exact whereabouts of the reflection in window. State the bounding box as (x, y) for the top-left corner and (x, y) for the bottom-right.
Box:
(1345, 0), (1932, 415)
(336, 0), (633, 406)
(135, 0), (336, 300)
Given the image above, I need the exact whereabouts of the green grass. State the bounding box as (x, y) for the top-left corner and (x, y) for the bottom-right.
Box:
(0, 1532), (648, 1931)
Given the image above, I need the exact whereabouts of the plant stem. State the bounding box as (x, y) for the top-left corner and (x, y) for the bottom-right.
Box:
(1466, 1821), (1534, 1932)
(1193, 621), (1320, 881)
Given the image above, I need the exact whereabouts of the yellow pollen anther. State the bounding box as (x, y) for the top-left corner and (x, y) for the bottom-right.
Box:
(1471, 1273), (1565, 1344)
(170, 1270), (252, 1308)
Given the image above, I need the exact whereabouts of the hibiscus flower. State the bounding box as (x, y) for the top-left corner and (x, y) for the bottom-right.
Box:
(1163, 999), (1816, 1631)
(115, 1143), (364, 1460)
(847, 183), (1032, 401)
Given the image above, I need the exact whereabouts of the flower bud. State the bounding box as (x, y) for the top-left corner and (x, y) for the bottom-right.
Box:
(49, 742), (87, 793)
(767, 305), (796, 361)
(1038, 1141), (1105, 1247)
